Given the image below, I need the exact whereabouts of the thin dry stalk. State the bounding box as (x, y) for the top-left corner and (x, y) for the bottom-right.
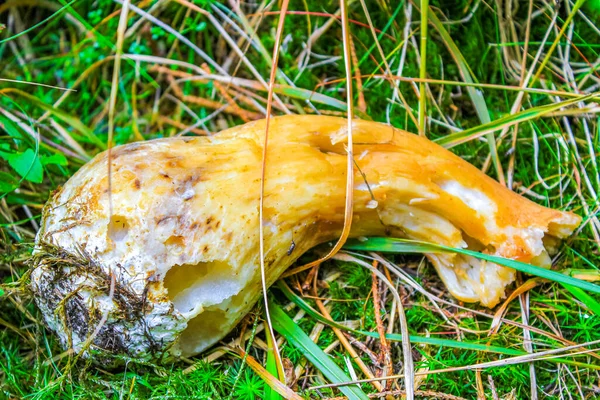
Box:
(157, 116), (209, 136)
(348, 34), (366, 113)
(370, 261), (393, 390)
(172, 0), (290, 113)
(312, 339), (600, 390)
(312, 285), (384, 392)
(506, 0), (535, 188)
(488, 375), (499, 400)
(475, 369), (485, 400)
(168, 75), (263, 120)
(281, 0), (356, 277)
(258, 0), (291, 383)
(368, 390), (467, 400)
(106, 0), (130, 224)
(201, 64), (253, 123)
(335, 253), (414, 397)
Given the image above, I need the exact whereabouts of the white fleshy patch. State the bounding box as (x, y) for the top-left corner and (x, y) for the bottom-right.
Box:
(438, 180), (497, 216)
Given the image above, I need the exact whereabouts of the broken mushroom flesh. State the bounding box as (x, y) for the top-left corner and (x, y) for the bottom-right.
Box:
(31, 115), (580, 363)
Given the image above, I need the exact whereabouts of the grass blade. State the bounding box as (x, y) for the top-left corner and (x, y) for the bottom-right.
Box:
(275, 281), (600, 370)
(258, 0), (290, 387)
(1, 89), (105, 149)
(269, 301), (369, 400)
(264, 310), (284, 400)
(561, 284), (600, 316)
(426, 8), (504, 183)
(418, 0), (429, 136)
(237, 349), (302, 400)
(435, 93), (596, 148)
(276, 281), (521, 356)
(343, 237), (600, 295)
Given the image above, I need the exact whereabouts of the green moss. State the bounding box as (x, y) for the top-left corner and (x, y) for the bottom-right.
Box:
(1, 0), (600, 398)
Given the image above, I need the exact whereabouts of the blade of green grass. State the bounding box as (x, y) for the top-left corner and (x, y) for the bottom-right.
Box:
(356, 1), (403, 68)
(435, 93), (596, 148)
(343, 237), (600, 295)
(0, 0), (79, 44)
(269, 301), (369, 400)
(426, 8), (504, 183)
(264, 310), (284, 400)
(276, 281), (522, 356)
(561, 284), (600, 315)
(1, 89), (105, 149)
(237, 349), (303, 400)
(275, 281), (600, 371)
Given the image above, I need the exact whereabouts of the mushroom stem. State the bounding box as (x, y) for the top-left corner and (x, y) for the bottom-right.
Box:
(31, 115), (580, 362)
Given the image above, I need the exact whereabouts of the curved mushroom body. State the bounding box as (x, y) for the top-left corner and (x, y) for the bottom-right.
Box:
(32, 115), (580, 362)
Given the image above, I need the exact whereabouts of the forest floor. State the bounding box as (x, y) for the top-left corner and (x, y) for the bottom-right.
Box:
(1, 0), (600, 399)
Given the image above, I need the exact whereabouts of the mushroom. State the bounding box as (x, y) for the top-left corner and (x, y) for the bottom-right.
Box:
(31, 115), (580, 363)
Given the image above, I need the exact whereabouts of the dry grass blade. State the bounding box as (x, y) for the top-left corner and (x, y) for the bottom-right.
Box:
(505, 0), (535, 188)
(368, 390), (467, 400)
(335, 252), (414, 398)
(489, 278), (542, 335)
(311, 338), (600, 390)
(237, 349), (303, 400)
(310, 267), (383, 392)
(286, 0), (356, 278)
(106, 0), (129, 226)
(172, 0), (290, 113)
(0, 78), (75, 91)
(530, 0), (588, 87)
(258, 0), (290, 384)
(418, 0), (428, 136)
(426, 8), (504, 184)
(314, 296), (383, 392)
(370, 260), (393, 390)
(114, 0), (226, 75)
(356, 0), (417, 127)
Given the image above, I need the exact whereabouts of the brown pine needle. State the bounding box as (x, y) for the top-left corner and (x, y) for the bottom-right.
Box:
(157, 116), (209, 136)
(348, 34), (366, 113)
(370, 260), (393, 390)
(312, 279), (384, 392)
(201, 64), (253, 123)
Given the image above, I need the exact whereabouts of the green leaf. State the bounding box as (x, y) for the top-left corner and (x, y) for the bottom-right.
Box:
(0, 148), (43, 183)
(0, 113), (24, 139)
(269, 302), (369, 400)
(41, 153), (68, 166)
(0, 171), (19, 193)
